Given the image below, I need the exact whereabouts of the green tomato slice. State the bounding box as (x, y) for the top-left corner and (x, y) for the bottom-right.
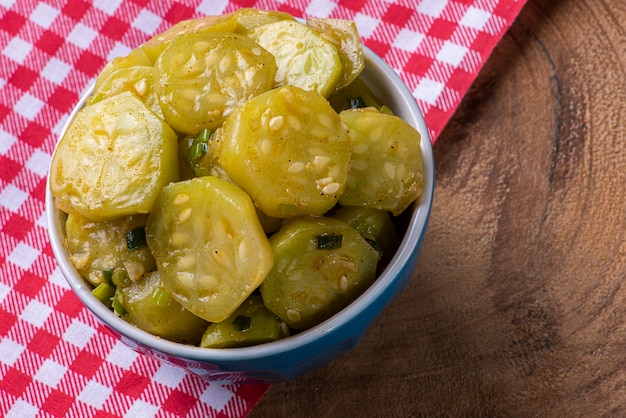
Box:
(339, 108), (425, 215)
(248, 20), (343, 97)
(154, 32), (277, 136)
(218, 85), (351, 218)
(50, 91), (179, 221)
(260, 216), (379, 329)
(145, 176), (274, 323)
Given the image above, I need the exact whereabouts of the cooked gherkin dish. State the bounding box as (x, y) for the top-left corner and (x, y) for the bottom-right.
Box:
(50, 8), (424, 348)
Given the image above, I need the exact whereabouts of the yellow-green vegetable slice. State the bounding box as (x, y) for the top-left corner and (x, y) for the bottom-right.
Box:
(334, 206), (400, 265)
(87, 65), (163, 119)
(260, 217), (379, 329)
(306, 17), (364, 90)
(65, 212), (156, 287)
(339, 108), (425, 216)
(50, 91), (179, 221)
(154, 32), (277, 135)
(94, 47), (152, 90)
(232, 8), (295, 35)
(115, 271), (209, 344)
(218, 85), (351, 218)
(200, 295), (289, 348)
(141, 14), (238, 62)
(328, 77), (384, 113)
(145, 176), (274, 323)
(248, 20), (343, 97)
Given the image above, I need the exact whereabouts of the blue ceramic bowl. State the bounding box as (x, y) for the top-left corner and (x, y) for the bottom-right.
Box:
(46, 45), (434, 383)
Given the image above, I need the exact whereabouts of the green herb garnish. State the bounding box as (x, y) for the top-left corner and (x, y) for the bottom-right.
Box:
(316, 233), (343, 250)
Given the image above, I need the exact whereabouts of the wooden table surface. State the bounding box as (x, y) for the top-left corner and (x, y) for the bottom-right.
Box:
(250, 0), (626, 416)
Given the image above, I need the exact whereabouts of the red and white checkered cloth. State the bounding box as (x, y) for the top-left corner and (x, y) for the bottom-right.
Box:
(0, 0), (527, 416)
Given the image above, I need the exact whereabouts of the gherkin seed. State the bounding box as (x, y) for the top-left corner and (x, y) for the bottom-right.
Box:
(213, 249), (232, 268)
(286, 308), (302, 322)
(238, 241), (248, 260)
(353, 144), (369, 154)
(397, 164), (407, 179)
(288, 115), (301, 131)
(204, 51), (219, 67)
(370, 126), (383, 141)
(313, 155), (330, 168)
(219, 55), (232, 72)
(261, 138), (272, 153)
(178, 207), (192, 224)
(179, 254), (196, 270)
(384, 162), (396, 179)
(322, 182), (341, 195)
(287, 271), (304, 281)
(318, 113), (333, 128)
(176, 271), (194, 288)
(173, 193), (190, 205)
(205, 92), (227, 108)
(288, 162), (305, 173)
(244, 67), (257, 83)
(134, 79), (147, 96)
(318, 176), (333, 186)
(169, 231), (186, 246)
(193, 40), (210, 53)
(353, 160), (368, 171)
(339, 275), (349, 291)
(269, 115), (284, 131)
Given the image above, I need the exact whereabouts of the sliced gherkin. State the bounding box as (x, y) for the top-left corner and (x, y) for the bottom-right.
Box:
(154, 32), (277, 136)
(65, 212), (155, 287)
(50, 92), (179, 221)
(200, 295), (289, 348)
(219, 85), (351, 218)
(145, 176), (274, 323)
(339, 108), (424, 215)
(260, 216), (379, 329)
(248, 20), (343, 97)
(115, 271), (209, 344)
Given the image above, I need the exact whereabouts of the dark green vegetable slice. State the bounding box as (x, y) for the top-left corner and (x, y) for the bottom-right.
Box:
(200, 295), (289, 348)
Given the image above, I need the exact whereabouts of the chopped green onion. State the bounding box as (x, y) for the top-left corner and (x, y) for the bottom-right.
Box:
(150, 286), (170, 307)
(232, 315), (252, 332)
(126, 226), (147, 251)
(186, 129), (211, 175)
(92, 282), (115, 307)
(348, 96), (366, 109)
(111, 268), (131, 288)
(102, 268), (114, 285)
(113, 294), (128, 317)
(316, 233), (343, 250)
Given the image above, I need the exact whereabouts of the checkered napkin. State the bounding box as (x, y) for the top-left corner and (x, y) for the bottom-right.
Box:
(0, 0), (526, 416)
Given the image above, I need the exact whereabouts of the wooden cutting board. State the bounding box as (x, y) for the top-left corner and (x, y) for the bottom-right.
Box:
(251, 0), (626, 416)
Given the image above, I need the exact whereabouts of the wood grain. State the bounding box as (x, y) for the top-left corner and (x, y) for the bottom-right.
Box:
(249, 0), (626, 416)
